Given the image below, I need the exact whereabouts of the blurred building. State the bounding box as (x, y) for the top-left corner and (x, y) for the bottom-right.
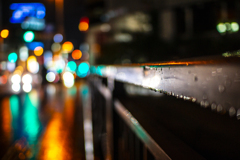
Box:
(85, 0), (240, 64)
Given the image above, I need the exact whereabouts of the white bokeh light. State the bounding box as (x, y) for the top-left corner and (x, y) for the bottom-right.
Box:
(11, 74), (21, 84)
(23, 83), (32, 92)
(12, 83), (21, 92)
(22, 74), (32, 84)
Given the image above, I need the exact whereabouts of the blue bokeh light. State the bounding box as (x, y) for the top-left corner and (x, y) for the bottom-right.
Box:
(26, 42), (44, 50)
(10, 3), (46, 23)
(53, 34), (63, 43)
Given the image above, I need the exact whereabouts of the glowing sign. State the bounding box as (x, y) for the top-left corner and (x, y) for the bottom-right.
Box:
(10, 3), (46, 23)
(26, 42), (44, 50)
(21, 17), (45, 31)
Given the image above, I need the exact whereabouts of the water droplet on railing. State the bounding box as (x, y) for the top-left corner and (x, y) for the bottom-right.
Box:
(217, 105), (223, 112)
(236, 109), (240, 120)
(200, 101), (205, 107)
(192, 98), (197, 102)
(204, 101), (210, 108)
(218, 85), (225, 93)
(229, 107), (236, 117)
(211, 103), (217, 110)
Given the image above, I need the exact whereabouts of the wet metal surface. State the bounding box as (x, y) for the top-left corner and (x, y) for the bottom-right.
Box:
(92, 57), (240, 117)
(0, 83), (85, 160)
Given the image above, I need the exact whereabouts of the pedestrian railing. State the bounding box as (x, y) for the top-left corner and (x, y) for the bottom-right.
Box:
(86, 56), (240, 160)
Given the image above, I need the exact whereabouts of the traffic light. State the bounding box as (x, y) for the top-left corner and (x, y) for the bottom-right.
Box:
(78, 17), (89, 31)
(23, 31), (35, 42)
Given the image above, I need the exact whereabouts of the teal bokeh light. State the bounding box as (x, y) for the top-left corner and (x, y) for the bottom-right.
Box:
(8, 52), (18, 63)
(77, 62), (89, 77)
(66, 61), (77, 72)
(23, 31), (35, 42)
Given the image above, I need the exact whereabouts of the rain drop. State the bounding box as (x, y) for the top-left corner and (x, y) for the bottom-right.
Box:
(217, 105), (223, 112)
(211, 103), (217, 110)
(229, 107), (236, 117)
(218, 85), (225, 93)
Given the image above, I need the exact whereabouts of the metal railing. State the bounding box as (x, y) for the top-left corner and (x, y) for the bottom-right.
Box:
(86, 56), (240, 160)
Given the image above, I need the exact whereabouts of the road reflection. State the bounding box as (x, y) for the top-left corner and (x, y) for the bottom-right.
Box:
(0, 84), (85, 160)
(38, 87), (75, 160)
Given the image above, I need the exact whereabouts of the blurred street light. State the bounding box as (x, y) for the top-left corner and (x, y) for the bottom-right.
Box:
(1, 29), (9, 38)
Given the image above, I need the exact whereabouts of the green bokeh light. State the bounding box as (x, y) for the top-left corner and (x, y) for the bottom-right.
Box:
(231, 22), (239, 32)
(217, 23), (227, 33)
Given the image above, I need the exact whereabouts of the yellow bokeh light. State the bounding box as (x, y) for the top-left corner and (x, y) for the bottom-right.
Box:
(78, 22), (89, 31)
(27, 56), (39, 74)
(14, 66), (24, 75)
(1, 29), (9, 38)
(13, 70), (22, 76)
(62, 41), (73, 53)
(34, 46), (44, 56)
(72, 49), (82, 60)
(51, 43), (61, 52)
(27, 55), (37, 63)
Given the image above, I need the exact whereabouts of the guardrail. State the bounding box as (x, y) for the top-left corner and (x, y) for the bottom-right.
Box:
(87, 56), (240, 160)
(91, 57), (240, 117)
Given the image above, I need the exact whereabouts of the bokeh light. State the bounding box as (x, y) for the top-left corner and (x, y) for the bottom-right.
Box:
(34, 46), (44, 56)
(53, 34), (63, 43)
(7, 62), (16, 72)
(51, 43), (61, 52)
(77, 62), (90, 78)
(12, 83), (20, 92)
(79, 22), (89, 31)
(8, 52), (18, 63)
(0, 75), (8, 84)
(100, 24), (111, 32)
(27, 55), (37, 63)
(11, 74), (21, 84)
(54, 57), (65, 73)
(79, 17), (89, 31)
(1, 29), (9, 38)
(46, 84), (56, 96)
(22, 74), (32, 84)
(66, 61), (77, 72)
(46, 72), (55, 82)
(14, 66), (23, 75)
(23, 83), (32, 93)
(44, 51), (53, 67)
(1, 61), (7, 70)
(62, 41), (73, 53)
(231, 22), (239, 32)
(63, 72), (74, 88)
(27, 56), (39, 74)
(19, 46), (28, 61)
(217, 23), (227, 33)
(23, 31), (35, 42)
(72, 49), (82, 60)
(79, 43), (89, 52)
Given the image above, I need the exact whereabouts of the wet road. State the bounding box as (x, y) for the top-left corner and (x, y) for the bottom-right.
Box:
(0, 83), (85, 160)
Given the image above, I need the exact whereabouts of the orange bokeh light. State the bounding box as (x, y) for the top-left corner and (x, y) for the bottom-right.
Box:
(62, 41), (73, 53)
(1, 75), (7, 84)
(78, 22), (89, 31)
(34, 46), (44, 56)
(1, 29), (9, 38)
(72, 49), (82, 60)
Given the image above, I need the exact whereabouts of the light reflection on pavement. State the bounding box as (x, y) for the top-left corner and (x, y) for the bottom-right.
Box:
(0, 83), (85, 160)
